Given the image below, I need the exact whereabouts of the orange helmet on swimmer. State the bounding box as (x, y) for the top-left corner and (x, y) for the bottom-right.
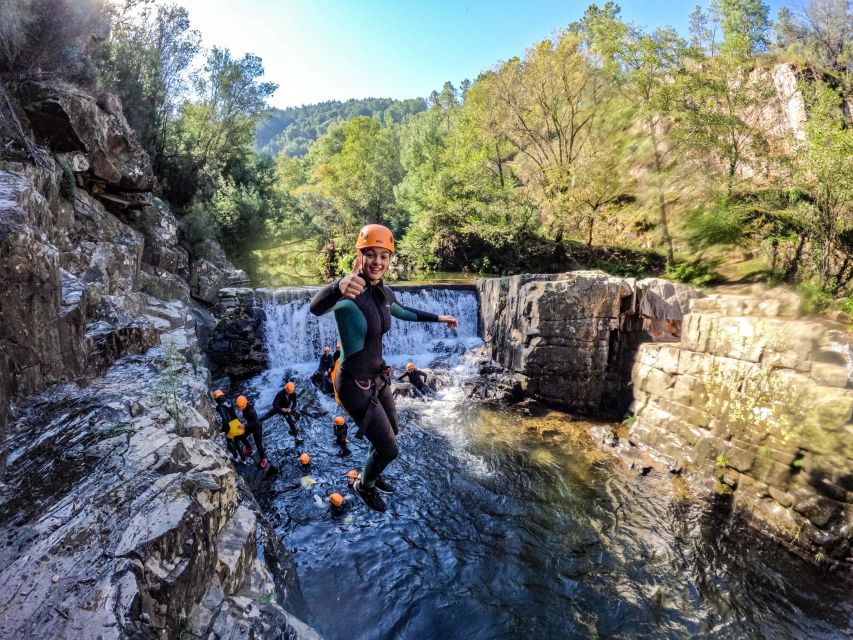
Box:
(212, 389), (224, 399)
(334, 416), (345, 426)
(406, 362), (414, 372)
(235, 395), (248, 410)
(355, 224), (395, 253)
(285, 381), (295, 393)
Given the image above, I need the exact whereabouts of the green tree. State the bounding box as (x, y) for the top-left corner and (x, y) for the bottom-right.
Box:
(164, 47), (277, 204)
(794, 80), (853, 291)
(674, 53), (777, 199)
(714, 0), (771, 57)
(98, 3), (200, 170)
(490, 31), (613, 244)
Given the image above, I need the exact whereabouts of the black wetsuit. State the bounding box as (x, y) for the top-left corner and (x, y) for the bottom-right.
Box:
(239, 402), (266, 461)
(319, 352), (334, 374)
(333, 421), (348, 447)
(261, 390), (299, 435)
(317, 352), (335, 392)
(215, 399), (250, 461)
(310, 277), (440, 489)
(333, 348), (341, 363)
(398, 368), (432, 396)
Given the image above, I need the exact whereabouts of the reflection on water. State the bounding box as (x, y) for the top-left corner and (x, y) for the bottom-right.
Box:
(252, 383), (853, 640)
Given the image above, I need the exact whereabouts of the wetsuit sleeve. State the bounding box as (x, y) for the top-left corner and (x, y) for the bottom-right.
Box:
(397, 372), (406, 381)
(385, 287), (439, 322)
(310, 280), (343, 316)
(289, 393), (298, 412)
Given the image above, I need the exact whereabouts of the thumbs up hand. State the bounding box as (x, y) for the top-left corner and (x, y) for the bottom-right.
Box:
(338, 252), (366, 300)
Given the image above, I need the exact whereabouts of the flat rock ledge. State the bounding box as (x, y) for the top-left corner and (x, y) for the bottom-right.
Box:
(0, 327), (321, 639)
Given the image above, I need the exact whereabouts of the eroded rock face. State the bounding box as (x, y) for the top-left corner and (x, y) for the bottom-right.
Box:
(208, 288), (269, 379)
(15, 81), (154, 191)
(629, 288), (853, 569)
(477, 271), (704, 415)
(0, 186), (65, 397)
(0, 326), (317, 639)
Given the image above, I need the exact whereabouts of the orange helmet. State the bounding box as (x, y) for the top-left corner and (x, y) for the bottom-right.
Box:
(329, 493), (344, 508)
(212, 389), (224, 399)
(285, 381), (295, 393)
(406, 362), (414, 372)
(355, 224), (395, 252)
(299, 453), (310, 465)
(334, 416), (345, 426)
(235, 395), (248, 410)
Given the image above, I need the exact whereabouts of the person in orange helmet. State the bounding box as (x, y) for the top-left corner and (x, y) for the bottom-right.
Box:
(261, 380), (300, 442)
(333, 415), (348, 448)
(397, 362), (434, 398)
(235, 395), (268, 469)
(212, 389), (250, 463)
(314, 345), (335, 394)
(309, 224), (458, 512)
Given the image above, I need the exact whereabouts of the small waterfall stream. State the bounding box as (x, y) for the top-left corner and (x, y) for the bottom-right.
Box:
(243, 285), (852, 640)
(261, 287), (482, 372)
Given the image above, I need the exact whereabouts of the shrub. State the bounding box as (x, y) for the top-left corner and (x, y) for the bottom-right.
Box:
(664, 259), (718, 287)
(685, 200), (749, 248)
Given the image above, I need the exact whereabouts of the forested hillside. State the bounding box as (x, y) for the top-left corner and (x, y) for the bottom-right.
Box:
(2, 0), (852, 312)
(256, 98), (427, 157)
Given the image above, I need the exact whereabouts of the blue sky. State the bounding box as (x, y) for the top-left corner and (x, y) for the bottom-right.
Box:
(177, 0), (791, 109)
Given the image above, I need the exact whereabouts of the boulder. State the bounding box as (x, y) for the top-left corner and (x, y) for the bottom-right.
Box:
(15, 81), (154, 191)
(628, 288), (853, 568)
(191, 258), (230, 305)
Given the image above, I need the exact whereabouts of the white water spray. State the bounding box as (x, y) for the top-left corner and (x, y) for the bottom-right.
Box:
(262, 287), (482, 372)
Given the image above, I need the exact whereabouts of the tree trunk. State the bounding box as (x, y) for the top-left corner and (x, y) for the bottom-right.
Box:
(657, 192), (674, 265)
(323, 242), (337, 281)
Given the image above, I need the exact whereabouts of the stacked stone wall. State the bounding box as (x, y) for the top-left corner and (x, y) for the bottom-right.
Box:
(477, 271), (703, 415)
(630, 290), (853, 567)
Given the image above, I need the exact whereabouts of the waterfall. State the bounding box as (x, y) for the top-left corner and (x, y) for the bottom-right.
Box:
(261, 287), (482, 374)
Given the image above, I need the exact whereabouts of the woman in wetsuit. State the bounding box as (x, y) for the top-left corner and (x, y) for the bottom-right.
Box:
(309, 224), (458, 512)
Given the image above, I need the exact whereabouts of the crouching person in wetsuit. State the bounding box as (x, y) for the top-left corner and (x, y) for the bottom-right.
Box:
(213, 389), (251, 462)
(236, 395), (268, 469)
(309, 224), (458, 512)
(398, 362), (434, 398)
(261, 381), (300, 442)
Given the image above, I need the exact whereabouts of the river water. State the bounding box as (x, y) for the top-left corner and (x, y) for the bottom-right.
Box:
(244, 288), (852, 640)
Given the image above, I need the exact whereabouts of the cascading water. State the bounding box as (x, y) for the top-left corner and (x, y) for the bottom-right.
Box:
(245, 285), (851, 640)
(262, 287), (482, 373)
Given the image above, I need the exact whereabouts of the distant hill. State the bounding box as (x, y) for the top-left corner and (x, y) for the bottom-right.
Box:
(256, 97), (427, 157)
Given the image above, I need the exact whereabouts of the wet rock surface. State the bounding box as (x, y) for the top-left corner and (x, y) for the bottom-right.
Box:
(0, 325), (318, 639)
(0, 79), (319, 637)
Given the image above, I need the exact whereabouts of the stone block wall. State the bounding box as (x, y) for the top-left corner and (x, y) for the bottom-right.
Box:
(630, 289), (853, 567)
(477, 271), (703, 415)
